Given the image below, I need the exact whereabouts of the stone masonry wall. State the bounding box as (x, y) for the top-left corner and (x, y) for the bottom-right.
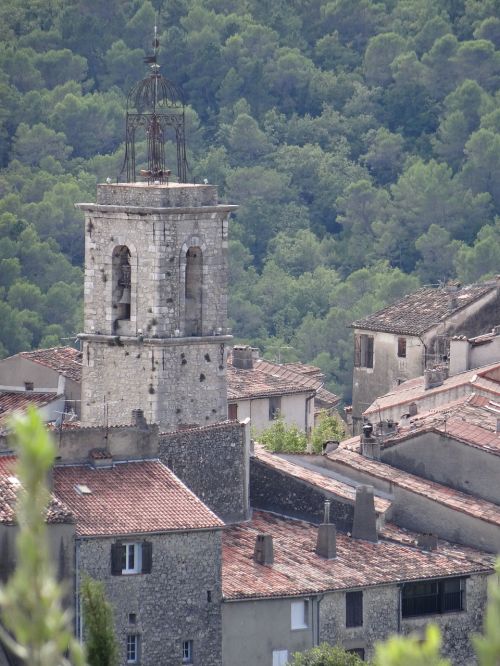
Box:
(320, 574), (488, 665)
(78, 529), (222, 666)
(250, 458), (354, 529)
(160, 421), (249, 523)
(81, 337), (229, 429)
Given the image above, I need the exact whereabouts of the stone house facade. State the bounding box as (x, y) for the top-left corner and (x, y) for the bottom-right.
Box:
(53, 459), (224, 666)
(350, 281), (500, 432)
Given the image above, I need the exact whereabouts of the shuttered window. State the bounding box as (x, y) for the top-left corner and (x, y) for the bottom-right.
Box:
(355, 335), (374, 368)
(111, 541), (152, 575)
(346, 591), (363, 627)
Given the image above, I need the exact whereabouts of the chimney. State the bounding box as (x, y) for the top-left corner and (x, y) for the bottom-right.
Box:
(361, 422), (380, 460)
(408, 402), (418, 417)
(316, 500), (336, 559)
(417, 533), (438, 551)
(352, 485), (377, 543)
(24, 381), (34, 391)
(232, 345), (253, 370)
(131, 409), (148, 430)
(449, 336), (469, 376)
(254, 534), (274, 565)
(251, 347), (260, 361)
(89, 448), (113, 468)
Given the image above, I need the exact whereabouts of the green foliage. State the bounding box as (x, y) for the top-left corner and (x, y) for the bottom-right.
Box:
(1, 0), (500, 403)
(0, 407), (86, 666)
(311, 411), (346, 454)
(80, 576), (119, 666)
(290, 642), (364, 665)
(258, 416), (307, 453)
(373, 625), (450, 666)
(473, 560), (500, 666)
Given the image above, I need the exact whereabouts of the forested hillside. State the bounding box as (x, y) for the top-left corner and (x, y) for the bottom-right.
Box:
(1, 0), (500, 401)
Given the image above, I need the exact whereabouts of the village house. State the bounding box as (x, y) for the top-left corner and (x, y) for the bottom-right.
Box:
(228, 345), (339, 435)
(350, 281), (500, 432)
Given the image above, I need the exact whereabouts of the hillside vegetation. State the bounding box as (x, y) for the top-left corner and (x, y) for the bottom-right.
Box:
(1, 0), (500, 401)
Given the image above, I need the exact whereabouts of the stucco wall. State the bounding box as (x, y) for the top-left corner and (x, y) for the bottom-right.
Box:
(222, 596), (316, 666)
(235, 393), (312, 435)
(323, 458), (500, 553)
(382, 432), (500, 504)
(78, 529), (222, 666)
(160, 421), (249, 523)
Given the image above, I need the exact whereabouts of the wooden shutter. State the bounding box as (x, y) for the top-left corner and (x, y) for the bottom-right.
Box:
(111, 542), (123, 576)
(141, 541), (152, 574)
(346, 591), (363, 627)
(365, 336), (374, 368)
(354, 335), (361, 367)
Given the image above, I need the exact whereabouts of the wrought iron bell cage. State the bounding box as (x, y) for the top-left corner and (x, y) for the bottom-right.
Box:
(121, 62), (188, 184)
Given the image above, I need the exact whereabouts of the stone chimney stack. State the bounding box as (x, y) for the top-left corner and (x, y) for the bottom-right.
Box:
(352, 485), (378, 543)
(131, 408), (148, 430)
(360, 422), (380, 460)
(315, 499), (337, 559)
(232, 345), (254, 370)
(254, 534), (274, 565)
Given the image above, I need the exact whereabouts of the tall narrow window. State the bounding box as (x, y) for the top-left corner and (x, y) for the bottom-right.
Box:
(185, 247), (203, 336)
(355, 335), (374, 368)
(127, 634), (139, 663)
(346, 591), (363, 627)
(398, 337), (407, 358)
(112, 246), (131, 332)
(182, 640), (193, 664)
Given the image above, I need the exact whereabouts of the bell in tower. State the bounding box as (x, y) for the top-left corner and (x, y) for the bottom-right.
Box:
(77, 29), (237, 430)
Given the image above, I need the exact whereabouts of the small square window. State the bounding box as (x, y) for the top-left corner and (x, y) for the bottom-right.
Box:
(128, 613), (137, 625)
(127, 634), (139, 664)
(182, 640), (193, 664)
(291, 599), (309, 630)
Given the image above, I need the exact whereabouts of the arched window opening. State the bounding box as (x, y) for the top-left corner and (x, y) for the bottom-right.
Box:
(185, 246), (202, 336)
(112, 246), (131, 332)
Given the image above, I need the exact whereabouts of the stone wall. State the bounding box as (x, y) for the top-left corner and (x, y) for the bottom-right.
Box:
(160, 421), (249, 523)
(78, 529), (223, 666)
(250, 458), (354, 529)
(80, 336), (229, 429)
(320, 574), (488, 665)
(77, 183), (237, 430)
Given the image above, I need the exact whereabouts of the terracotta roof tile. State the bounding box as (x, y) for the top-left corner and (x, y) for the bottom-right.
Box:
(351, 283), (496, 335)
(327, 448), (500, 527)
(20, 347), (82, 382)
(0, 391), (61, 428)
(254, 445), (391, 515)
(53, 460), (223, 537)
(0, 470), (74, 526)
(222, 511), (494, 600)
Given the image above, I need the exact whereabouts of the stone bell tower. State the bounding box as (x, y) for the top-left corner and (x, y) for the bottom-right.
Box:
(76, 54), (236, 429)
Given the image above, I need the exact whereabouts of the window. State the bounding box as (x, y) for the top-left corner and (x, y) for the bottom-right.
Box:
(112, 245), (132, 332)
(128, 613), (137, 625)
(397, 337), (406, 358)
(354, 335), (374, 368)
(228, 403), (238, 420)
(346, 591), (363, 627)
(182, 640), (193, 664)
(347, 648), (365, 660)
(402, 578), (465, 618)
(185, 246), (203, 336)
(291, 599), (309, 630)
(269, 397), (281, 420)
(127, 634), (139, 663)
(272, 650), (289, 666)
(110, 541), (152, 576)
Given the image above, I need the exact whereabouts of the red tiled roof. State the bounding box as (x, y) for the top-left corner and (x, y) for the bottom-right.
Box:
(363, 361), (500, 416)
(227, 357), (339, 406)
(222, 511), (493, 600)
(0, 470), (74, 526)
(254, 445), (391, 515)
(0, 391), (61, 427)
(227, 365), (313, 400)
(20, 347), (82, 382)
(327, 448), (500, 527)
(53, 460), (223, 537)
(351, 282), (496, 335)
